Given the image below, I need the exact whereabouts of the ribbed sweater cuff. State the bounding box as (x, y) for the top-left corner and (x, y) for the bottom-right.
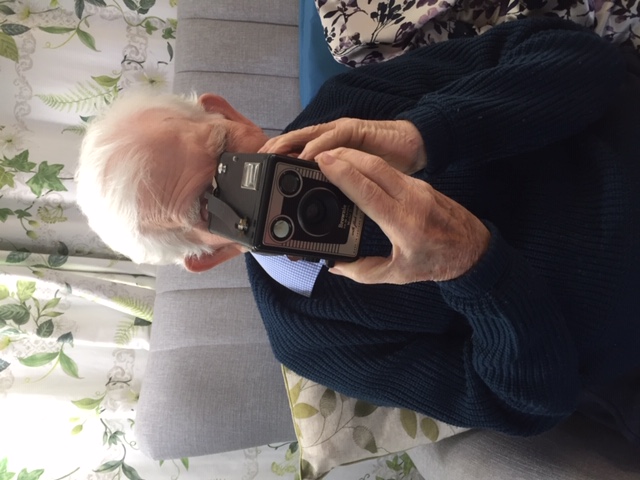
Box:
(396, 99), (454, 176)
(437, 222), (512, 299)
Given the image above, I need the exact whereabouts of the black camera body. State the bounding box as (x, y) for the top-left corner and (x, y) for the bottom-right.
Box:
(206, 153), (364, 263)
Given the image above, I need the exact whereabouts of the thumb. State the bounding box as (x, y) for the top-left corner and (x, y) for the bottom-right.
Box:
(329, 256), (390, 284)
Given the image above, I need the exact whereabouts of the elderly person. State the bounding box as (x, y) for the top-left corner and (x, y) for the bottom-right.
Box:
(76, 19), (640, 443)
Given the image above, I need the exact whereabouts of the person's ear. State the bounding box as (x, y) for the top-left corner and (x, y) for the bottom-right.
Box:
(198, 93), (255, 126)
(183, 245), (243, 272)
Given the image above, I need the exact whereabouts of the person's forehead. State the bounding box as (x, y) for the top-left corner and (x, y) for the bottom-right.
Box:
(133, 108), (186, 130)
(129, 110), (193, 157)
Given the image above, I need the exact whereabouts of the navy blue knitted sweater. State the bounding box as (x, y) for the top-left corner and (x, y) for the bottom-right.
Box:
(246, 19), (640, 435)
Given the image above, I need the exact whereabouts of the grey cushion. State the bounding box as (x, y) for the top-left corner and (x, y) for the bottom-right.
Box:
(178, 0), (298, 25)
(136, 257), (296, 459)
(411, 414), (640, 480)
(174, 0), (300, 137)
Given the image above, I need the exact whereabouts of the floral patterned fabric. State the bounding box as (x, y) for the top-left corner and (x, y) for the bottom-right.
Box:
(283, 366), (464, 480)
(0, 0), (178, 477)
(317, 0), (640, 67)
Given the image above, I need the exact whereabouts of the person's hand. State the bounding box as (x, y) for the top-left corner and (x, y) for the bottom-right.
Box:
(259, 118), (427, 175)
(315, 148), (490, 284)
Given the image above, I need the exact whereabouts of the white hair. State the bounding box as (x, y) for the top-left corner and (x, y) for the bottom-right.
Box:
(75, 88), (224, 265)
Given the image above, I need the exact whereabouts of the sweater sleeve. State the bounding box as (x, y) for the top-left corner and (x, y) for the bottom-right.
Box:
(287, 19), (626, 176)
(436, 223), (581, 430)
(247, 225), (582, 435)
(395, 20), (626, 175)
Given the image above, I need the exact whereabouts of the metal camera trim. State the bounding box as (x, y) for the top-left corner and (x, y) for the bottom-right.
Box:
(269, 215), (295, 243)
(277, 169), (303, 198)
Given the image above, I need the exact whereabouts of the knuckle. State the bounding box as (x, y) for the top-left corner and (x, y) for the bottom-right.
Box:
(344, 118), (362, 137)
(361, 152), (387, 174)
(336, 118), (359, 135)
(357, 179), (381, 207)
(307, 123), (322, 134)
(329, 146), (351, 158)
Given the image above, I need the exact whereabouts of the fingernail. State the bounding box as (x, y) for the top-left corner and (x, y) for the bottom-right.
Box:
(318, 153), (336, 165)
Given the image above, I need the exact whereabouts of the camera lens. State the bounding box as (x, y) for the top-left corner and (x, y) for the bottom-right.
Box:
(270, 216), (294, 242)
(278, 170), (302, 196)
(298, 188), (340, 237)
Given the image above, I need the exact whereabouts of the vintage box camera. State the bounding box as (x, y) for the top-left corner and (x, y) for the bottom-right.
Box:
(205, 152), (364, 263)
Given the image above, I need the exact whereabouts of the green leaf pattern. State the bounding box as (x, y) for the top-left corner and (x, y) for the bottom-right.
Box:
(0, 459), (43, 480)
(0, 32), (18, 62)
(112, 296), (154, 321)
(36, 79), (116, 113)
(400, 409), (418, 439)
(18, 351), (59, 367)
(282, 367), (468, 480)
(0, 273), (153, 477)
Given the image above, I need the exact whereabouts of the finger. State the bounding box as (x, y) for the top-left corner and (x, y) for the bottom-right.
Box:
(318, 149), (418, 254)
(329, 256), (393, 284)
(259, 123), (334, 156)
(316, 151), (403, 239)
(258, 134), (303, 155)
(299, 124), (357, 160)
(319, 148), (407, 200)
(258, 135), (302, 155)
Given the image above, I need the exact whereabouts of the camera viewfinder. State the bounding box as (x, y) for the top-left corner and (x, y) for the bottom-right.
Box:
(278, 170), (302, 196)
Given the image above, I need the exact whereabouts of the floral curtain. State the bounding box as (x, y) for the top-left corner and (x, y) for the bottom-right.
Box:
(0, 0), (171, 478)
